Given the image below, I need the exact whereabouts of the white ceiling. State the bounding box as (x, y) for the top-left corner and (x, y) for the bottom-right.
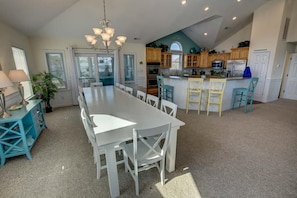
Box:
(0, 0), (271, 49)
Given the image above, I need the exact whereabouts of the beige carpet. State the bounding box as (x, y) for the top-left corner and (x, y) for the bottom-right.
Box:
(0, 99), (296, 198)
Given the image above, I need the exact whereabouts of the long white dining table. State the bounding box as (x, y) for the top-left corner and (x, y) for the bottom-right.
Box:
(83, 86), (185, 197)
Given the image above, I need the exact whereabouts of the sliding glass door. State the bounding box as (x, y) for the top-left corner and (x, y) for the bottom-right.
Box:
(75, 54), (114, 87)
(98, 56), (114, 86)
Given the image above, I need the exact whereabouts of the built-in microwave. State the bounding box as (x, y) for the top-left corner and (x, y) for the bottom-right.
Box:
(212, 60), (224, 70)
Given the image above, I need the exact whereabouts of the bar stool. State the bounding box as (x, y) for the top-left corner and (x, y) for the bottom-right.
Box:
(157, 75), (174, 102)
(207, 78), (226, 117)
(232, 77), (259, 112)
(185, 78), (204, 114)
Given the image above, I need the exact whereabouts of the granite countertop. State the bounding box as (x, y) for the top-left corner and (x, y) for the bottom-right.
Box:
(165, 75), (246, 80)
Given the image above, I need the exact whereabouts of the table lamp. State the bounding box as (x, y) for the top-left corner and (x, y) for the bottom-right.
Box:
(8, 69), (29, 105)
(0, 71), (13, 118)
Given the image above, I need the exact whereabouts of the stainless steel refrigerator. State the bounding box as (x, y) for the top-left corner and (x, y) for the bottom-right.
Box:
(226, 60), (247, 77)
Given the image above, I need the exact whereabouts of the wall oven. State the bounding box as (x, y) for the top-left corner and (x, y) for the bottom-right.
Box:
(147, 63), (160, 88)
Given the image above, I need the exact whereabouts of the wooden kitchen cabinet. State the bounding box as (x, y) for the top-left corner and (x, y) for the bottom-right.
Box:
(230, 47), (249, 60)
(208, 53), (231, 68)
(146, 47), (162, 63)
(161, 52), (172, 68)
(199, 51), (209, 68)
(183, 54), (199, 68)
(147, 87), (158, 96)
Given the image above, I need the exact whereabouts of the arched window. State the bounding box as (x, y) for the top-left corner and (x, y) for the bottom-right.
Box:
(170, 42), (183, 70)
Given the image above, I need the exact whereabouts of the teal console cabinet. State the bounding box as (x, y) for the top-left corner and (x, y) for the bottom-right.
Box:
(0, 99), (46, 166)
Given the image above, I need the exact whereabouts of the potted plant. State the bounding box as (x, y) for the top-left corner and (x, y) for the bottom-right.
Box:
(31, 72), (60, 113)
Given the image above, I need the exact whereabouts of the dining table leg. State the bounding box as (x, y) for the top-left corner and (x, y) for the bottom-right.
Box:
(166, 127), (179, 172)
(105, 144), (120, 198)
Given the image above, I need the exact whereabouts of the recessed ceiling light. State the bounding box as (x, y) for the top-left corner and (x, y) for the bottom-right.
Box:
(232, 16), (237, 20)
(204, 33), (208, 36)
(237, 0), (241, 2)
(181, 0), (187, 5)
(204, 6), (209, 11)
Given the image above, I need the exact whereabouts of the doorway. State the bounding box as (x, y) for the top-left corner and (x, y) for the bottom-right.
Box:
(250, 51), (270, 102)
(75, 54), (115, 87)
(280, 53), (297, 100)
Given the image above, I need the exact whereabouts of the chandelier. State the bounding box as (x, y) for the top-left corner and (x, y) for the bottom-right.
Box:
(84, 0), (127, 52)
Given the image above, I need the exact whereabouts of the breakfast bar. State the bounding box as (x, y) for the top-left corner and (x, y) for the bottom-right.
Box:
(164, 76), (251, 112)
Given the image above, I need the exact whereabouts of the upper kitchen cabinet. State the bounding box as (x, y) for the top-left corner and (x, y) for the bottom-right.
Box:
(146, 47), (162, 63)
(199, 51), (210, 68)
(230, 47), (249, 60)
(161, 52), (172, 68)
(208, 53), (231, 68)
(183, 54), (199, 68)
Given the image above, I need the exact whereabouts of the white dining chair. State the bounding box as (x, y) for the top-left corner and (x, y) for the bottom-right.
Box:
(121, 123), (172, 196)
(115, 82), (120, 88)
(80, 108), (124, 180)
(125, 86), (133, 95)
(146, 94), (159, 108)
(136, 90), (146, 102)
(119, 84), (126, 91)
(90, 82), (103, 88)
(160, 99), (177, 118)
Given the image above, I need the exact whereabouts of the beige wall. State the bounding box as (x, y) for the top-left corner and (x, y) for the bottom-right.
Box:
(0, 21), (33, 98)
(248, 0), (295, 102)
(29, 37), (146, 107)
(214, 23), (252, 53)
(119, 43), (146, 87)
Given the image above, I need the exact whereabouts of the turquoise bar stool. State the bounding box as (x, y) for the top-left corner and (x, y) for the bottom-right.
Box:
(157, 75), (174, 102)
(232, 77), (259, 113)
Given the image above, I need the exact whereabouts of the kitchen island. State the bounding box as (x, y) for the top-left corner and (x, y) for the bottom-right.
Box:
(163, 76), (251, 112)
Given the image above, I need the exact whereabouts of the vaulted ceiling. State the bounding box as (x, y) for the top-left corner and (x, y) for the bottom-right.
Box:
(0, 0), (271, 49)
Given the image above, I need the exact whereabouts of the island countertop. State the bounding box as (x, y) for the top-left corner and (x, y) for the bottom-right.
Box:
(163, 77), (251, 112)
(165, 75), (246, 80)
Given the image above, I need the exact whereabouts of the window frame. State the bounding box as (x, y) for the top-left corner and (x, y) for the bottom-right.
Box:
(123, 53), (136, 83)
(170, 41), (183, 70)
(11, 46), (34, 99)
(44, 50), (68, 90)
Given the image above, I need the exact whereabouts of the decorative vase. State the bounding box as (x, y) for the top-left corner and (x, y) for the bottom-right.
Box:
(243, 66), (252, 78)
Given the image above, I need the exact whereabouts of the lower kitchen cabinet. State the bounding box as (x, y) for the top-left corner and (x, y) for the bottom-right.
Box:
(147, 87), (158, 96)
(0, 99), (46, 166)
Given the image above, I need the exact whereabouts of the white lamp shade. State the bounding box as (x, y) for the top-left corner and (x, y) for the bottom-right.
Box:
(115, 40), (122, 46)
(101, 33), (111, 41)
(93, 28), (102, 35)
(117, 36), (127, 43)
(0, 71), (13, 88)
(91, 39), (97, 45)
(85, 35), (95, 42)
(103, 40), (111, 47)
(105, 27), (115, 37)
(8, 69), (29, 82)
